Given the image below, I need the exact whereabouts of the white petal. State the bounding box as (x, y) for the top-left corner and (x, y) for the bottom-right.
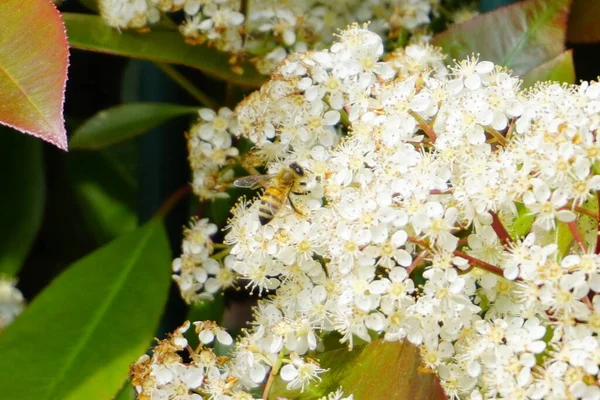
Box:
(389, 267), (408, 282)
(250, 364), (267, 383)
(199, 108), (216, 121)
(323, 110), (341, 125)
(467, 361), (481, 377)
(365, 313), (385, 331)
(391, 229), (408, 247)
(556, 209), (576, 222)
(503, 265), (519, 280)
(464, 74), (481, 90)
(199, 330), (215, 344)
(216, 329), (233, 345)
(475, 61), (494, 74)
(280, 364), (298, 381)
(394, 250), (412, 267)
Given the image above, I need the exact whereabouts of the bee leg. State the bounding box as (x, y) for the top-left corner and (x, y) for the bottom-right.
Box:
(287, 195), (305, 216)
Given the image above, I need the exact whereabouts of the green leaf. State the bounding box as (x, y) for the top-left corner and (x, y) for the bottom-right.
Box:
(0, 219), (172, 400)
(567, 0), (600, 43)
(70, 102), (198, 149)
(0, 0), (69, 149)
(432, 0), (569, 76)
(556, 221), (574, 259)
(63, 13), (266, 88)
(520, 50), (575, 88)
(0, 129), (44, 276)
(577, 194), (599, 252)
(114, 381), (136, 400)
(508, 202), (535, 240)
(269, 340), (446, 400)
(67, 149), (137, 244)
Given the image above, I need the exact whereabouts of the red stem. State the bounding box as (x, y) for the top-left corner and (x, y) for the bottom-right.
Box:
(453, 250), (508, 278)
(568, 220), (587, 254)
(154, 185), (192, 220)
(489, 211), (513, 247)
(407, 249), (429, 275)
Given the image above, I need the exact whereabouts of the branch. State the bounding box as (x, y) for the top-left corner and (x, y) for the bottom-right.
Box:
(567, 220), (587, 253)
(489, 210), (513, 247)
(453, 250), (508, 278)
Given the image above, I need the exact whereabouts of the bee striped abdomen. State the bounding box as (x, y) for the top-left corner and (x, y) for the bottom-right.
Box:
(258, 186), (288, 225)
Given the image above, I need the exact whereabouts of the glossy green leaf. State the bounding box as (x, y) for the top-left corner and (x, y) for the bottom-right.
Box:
(0, 219), (171, 400)
(67, 149), (137, 244)
(70, 102), (198, 149)
(63, 13), (265, 88)
(521, 50), (575, 88)
(567, 0), (600, 43)
(269, 340), (446, 400)
(114, 381), (136, 400)
(577, 195), (599, 253)
(0, 0), (69, 149)
(556, 221), (574, 259)
(0, 129), (44, 276)
(508, 203), (535, 240)
(432, 0), (569, 76)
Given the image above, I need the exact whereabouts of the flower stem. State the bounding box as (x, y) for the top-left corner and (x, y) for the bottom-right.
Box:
(153, 185), (191, 220)
(212, 247), (231, 261)
(154, 62), (218, 109)
(263, 350), (285, 399)
(408, 110), (437, 142)
(489, 210), (513, 247)
(453, 250), (508, 278)
(406, 248), (429, 275)
(505, 118), (515, 140)
(567, 220), (587, 253)
(564, 202), (597, 218)
(483, 125), (508, 146)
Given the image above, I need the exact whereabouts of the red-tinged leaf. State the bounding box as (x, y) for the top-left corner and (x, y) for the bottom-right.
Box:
(432, 0), (570, 77)
(567, 0), (600, 43)
(0, 0), (69, 150)
(269, 340), (447, 400)
(520, 50), (575, 88)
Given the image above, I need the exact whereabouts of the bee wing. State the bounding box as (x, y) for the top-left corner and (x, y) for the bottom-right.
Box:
(233, 174), (275, 189)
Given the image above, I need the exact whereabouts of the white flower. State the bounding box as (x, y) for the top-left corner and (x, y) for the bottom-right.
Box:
(280, 352), (327, 391)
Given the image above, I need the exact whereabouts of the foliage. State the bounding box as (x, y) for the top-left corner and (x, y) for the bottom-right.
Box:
(2, 0), (600, 399)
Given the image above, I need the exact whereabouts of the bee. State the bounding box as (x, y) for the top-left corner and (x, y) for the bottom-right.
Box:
(234, 162), (309, 225)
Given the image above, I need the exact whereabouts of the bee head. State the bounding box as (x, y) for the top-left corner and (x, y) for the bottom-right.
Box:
(289, 162), (305, 176)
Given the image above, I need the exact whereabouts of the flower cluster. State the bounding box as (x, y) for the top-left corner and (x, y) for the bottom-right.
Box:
(172, 217), (236, 303)
(99, 0), (477, 75)
(146, 26), (600, 399)
(132, 320), (353, 399)
(187, 108), (239, 200)
(0, 276), (25, 329)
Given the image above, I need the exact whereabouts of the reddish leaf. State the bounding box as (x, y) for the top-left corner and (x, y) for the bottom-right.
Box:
(432, 0), (569, 77)
(0, 0), (69, 150)
(269, 340), (447, 400)
(520, 50), (575, 88)
(567, 0), (600, 43)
